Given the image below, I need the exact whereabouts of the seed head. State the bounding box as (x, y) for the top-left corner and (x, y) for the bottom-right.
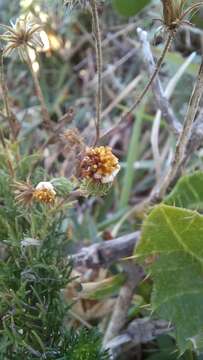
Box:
(161, 0), (202, 35)
(61, 128), (84, 153)
(14, 180), (35, 206)
(80, 146), (120, 184)
(0, 14), (43, 60)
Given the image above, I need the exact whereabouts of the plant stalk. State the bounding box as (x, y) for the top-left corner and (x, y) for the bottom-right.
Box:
(100, 33), (173, 142)
(90, 0), (103, 145)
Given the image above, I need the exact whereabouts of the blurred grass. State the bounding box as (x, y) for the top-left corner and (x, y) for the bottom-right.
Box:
(119, 103), (146, 208)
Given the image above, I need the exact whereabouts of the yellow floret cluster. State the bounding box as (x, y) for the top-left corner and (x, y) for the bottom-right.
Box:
(80, 146), (120, 184)
(33, 189), (56, 204)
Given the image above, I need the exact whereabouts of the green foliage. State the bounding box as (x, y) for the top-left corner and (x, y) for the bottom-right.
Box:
(164, 171), (203, 210)
(80, 179), (112, 197)
(58, 329), (109, 360)
(0, 145), (109, 359)
(135, 204), (203, 353)
(119, 104), (144, 208)
(112, 0), (150, 17)
(146, 335), (178, 360)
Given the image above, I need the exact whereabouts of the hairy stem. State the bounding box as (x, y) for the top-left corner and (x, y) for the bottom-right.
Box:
(90, 0), (103, 145)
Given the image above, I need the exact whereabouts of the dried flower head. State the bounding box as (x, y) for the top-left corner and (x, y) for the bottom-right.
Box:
(160, 0), (202, 35)
(14, 180), (34, 206)
(0, 14), (43, 60)
(80, 146), (120, 184)
(62, 128), (84, 152)
(33, 181), (56, 204)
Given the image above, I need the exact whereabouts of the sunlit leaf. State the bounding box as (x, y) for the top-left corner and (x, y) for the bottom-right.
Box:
(135, 204), (203, 353)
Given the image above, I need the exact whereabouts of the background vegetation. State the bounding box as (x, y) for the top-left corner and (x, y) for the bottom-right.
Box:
(1, 0), (203, 359)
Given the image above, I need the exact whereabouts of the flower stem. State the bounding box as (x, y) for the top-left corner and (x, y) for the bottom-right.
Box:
(124, 33), (173, 118)
(90, 0), (103, 145)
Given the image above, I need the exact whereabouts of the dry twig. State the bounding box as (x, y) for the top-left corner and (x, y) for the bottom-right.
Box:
(71, 232), (140, 268)
(103, 261), (143, 346)
(154, 59), (203, 199)
(106, 318), (172, 359)
(100, 30), (174, 142)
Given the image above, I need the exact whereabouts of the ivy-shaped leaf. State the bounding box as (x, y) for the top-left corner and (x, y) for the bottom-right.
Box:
(135, 204), (203, 353)
(164, 171), (203, 210)
(112, 0), (150, 17)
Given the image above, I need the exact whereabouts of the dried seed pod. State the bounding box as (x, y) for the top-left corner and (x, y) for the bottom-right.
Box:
(13, 180), (35, 206)
(160, 0), (202, 35)
(61, 128), (85, 153)
(161, 0), (175, 28)
(0, 14), (44, 60)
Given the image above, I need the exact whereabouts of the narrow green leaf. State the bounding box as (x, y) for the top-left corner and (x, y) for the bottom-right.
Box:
(135, 204), (203, 353)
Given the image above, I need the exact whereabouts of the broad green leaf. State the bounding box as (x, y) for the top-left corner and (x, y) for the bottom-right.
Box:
(112, 0), (150, 17)
(135, 204), (203, 353)
(164, 171), (203, 210)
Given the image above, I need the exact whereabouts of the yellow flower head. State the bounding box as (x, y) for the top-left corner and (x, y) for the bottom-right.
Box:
(80, 146), (120, 184)
(0, 14), (43, 60)
(33, 182), (56, 204)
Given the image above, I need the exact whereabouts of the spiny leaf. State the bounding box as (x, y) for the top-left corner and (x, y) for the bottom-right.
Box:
(164, 171), (203, 210)
(135, 204), (203, 353)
